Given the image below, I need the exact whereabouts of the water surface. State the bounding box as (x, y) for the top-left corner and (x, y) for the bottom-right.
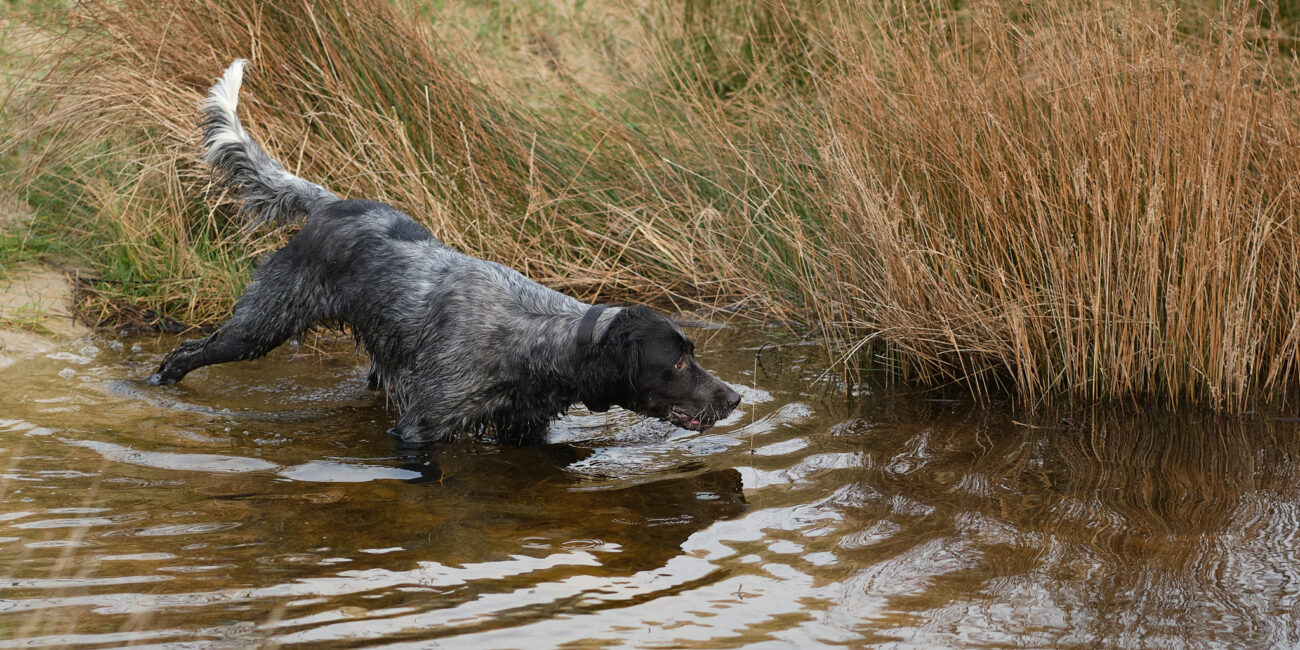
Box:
(1, 326), (1298, 647)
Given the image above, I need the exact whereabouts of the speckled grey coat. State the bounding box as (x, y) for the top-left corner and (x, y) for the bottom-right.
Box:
(149, 60), (740, 444)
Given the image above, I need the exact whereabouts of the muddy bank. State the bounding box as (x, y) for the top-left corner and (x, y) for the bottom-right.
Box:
(0, 197), (90, 368)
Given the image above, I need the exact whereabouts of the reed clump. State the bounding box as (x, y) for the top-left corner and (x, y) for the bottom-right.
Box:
(3, 0), (1299, 411)
(816, 3), (1300, 410)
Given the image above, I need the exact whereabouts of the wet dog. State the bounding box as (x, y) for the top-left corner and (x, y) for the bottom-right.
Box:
(148, 60), (741, 444)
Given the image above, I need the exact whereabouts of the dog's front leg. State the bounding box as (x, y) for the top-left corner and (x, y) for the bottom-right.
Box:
(148, 271), (320, 385)
(387, 410), (458, 444)
(148, 338), (211, 385)
(149, 325), (284, 385)
(148, 315), (300, 385)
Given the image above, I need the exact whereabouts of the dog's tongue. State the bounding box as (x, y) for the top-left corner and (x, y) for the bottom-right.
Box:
(690, 418), (701, 427)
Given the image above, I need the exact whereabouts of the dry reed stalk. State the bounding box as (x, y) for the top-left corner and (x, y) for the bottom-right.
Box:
(5, 0), (1299, 411)
(8, 0), (775, 324)
(818, 1), (1300, 410)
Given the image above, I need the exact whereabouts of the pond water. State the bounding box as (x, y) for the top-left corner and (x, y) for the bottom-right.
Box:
(1, 324), (1299, 648)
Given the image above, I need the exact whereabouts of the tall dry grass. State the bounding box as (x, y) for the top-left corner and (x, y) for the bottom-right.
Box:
(4, 0), (818, 325)
(4, 0), (1300, 410)
(816, 3), (1300, 410)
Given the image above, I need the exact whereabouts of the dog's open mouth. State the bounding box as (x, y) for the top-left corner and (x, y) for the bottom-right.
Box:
(669, 406), (713, 431)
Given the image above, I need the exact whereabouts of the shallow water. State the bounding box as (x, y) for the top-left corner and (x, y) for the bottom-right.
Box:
(2, 325), (1299, 648)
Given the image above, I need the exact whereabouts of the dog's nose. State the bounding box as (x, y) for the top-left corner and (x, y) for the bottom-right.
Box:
(719, 385), (741, 412)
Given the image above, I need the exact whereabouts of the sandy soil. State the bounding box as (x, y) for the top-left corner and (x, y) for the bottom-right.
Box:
(0, 18), (93, 368)
(0, 196), (91, 369)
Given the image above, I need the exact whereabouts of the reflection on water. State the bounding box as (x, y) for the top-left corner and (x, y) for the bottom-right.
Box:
(2, 329), (1300, 647)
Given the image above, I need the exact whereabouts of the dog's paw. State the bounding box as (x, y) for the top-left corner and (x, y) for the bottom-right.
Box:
(146, 372), (177, 386)
(386, 425), (432, 443)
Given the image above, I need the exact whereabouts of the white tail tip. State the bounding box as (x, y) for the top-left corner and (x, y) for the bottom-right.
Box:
(209, 59), (249, 114)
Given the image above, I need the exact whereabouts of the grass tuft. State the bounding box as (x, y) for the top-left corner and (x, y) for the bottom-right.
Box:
(3, 0), (1299, 411)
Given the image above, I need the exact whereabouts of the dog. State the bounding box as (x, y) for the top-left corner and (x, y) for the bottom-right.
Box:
(148, 60), (741, 445)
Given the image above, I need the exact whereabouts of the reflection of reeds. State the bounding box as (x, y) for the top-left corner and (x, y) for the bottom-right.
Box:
(1056, 409), (1291, 543)
(823, 403), (1300, 646)
(5, 0), (1300, 409)
(851, 403), (1300, 553)
(1022, 409), (1300, 645)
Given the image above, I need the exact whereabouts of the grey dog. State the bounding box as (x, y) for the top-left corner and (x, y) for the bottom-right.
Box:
(148, 60), (741, 444)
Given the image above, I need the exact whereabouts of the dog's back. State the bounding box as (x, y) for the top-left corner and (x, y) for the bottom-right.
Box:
(259, 193), (590, 420)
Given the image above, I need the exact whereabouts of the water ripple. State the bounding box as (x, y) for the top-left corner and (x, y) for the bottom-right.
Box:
(2, 336), (1300, 647)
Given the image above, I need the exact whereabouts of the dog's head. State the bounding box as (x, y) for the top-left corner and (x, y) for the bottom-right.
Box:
(582, 306), (741, 431)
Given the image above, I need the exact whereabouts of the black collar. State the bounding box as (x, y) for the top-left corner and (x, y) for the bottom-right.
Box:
(576, 304), (608, 350)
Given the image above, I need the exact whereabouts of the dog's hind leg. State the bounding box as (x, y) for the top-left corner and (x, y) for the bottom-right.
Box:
(494, 421), (549, 446)
(149, 260), (322, 385)
(387, 407), (548, 445)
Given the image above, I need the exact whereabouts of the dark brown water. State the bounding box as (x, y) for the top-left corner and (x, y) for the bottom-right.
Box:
(2, 325), (1300, 648)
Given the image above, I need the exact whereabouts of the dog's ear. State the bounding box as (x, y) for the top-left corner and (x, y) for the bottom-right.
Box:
(606, 308), (651, 387)
(590, 307), (618, 345)
(576, 308), (647, 410)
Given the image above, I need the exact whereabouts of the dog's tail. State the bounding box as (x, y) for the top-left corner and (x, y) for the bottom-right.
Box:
(202, 59), (338, 226)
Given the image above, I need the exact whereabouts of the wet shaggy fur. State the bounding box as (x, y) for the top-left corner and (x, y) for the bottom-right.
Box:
(148, 60), (741, 444)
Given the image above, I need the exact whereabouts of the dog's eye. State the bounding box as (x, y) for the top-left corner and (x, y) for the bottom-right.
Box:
(674, 356), (688, 371)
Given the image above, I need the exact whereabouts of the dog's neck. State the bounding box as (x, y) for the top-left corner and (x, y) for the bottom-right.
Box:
(506, 304), (622, 378)
(575, 304), (607, 350)
(574, 304), (621, 351)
